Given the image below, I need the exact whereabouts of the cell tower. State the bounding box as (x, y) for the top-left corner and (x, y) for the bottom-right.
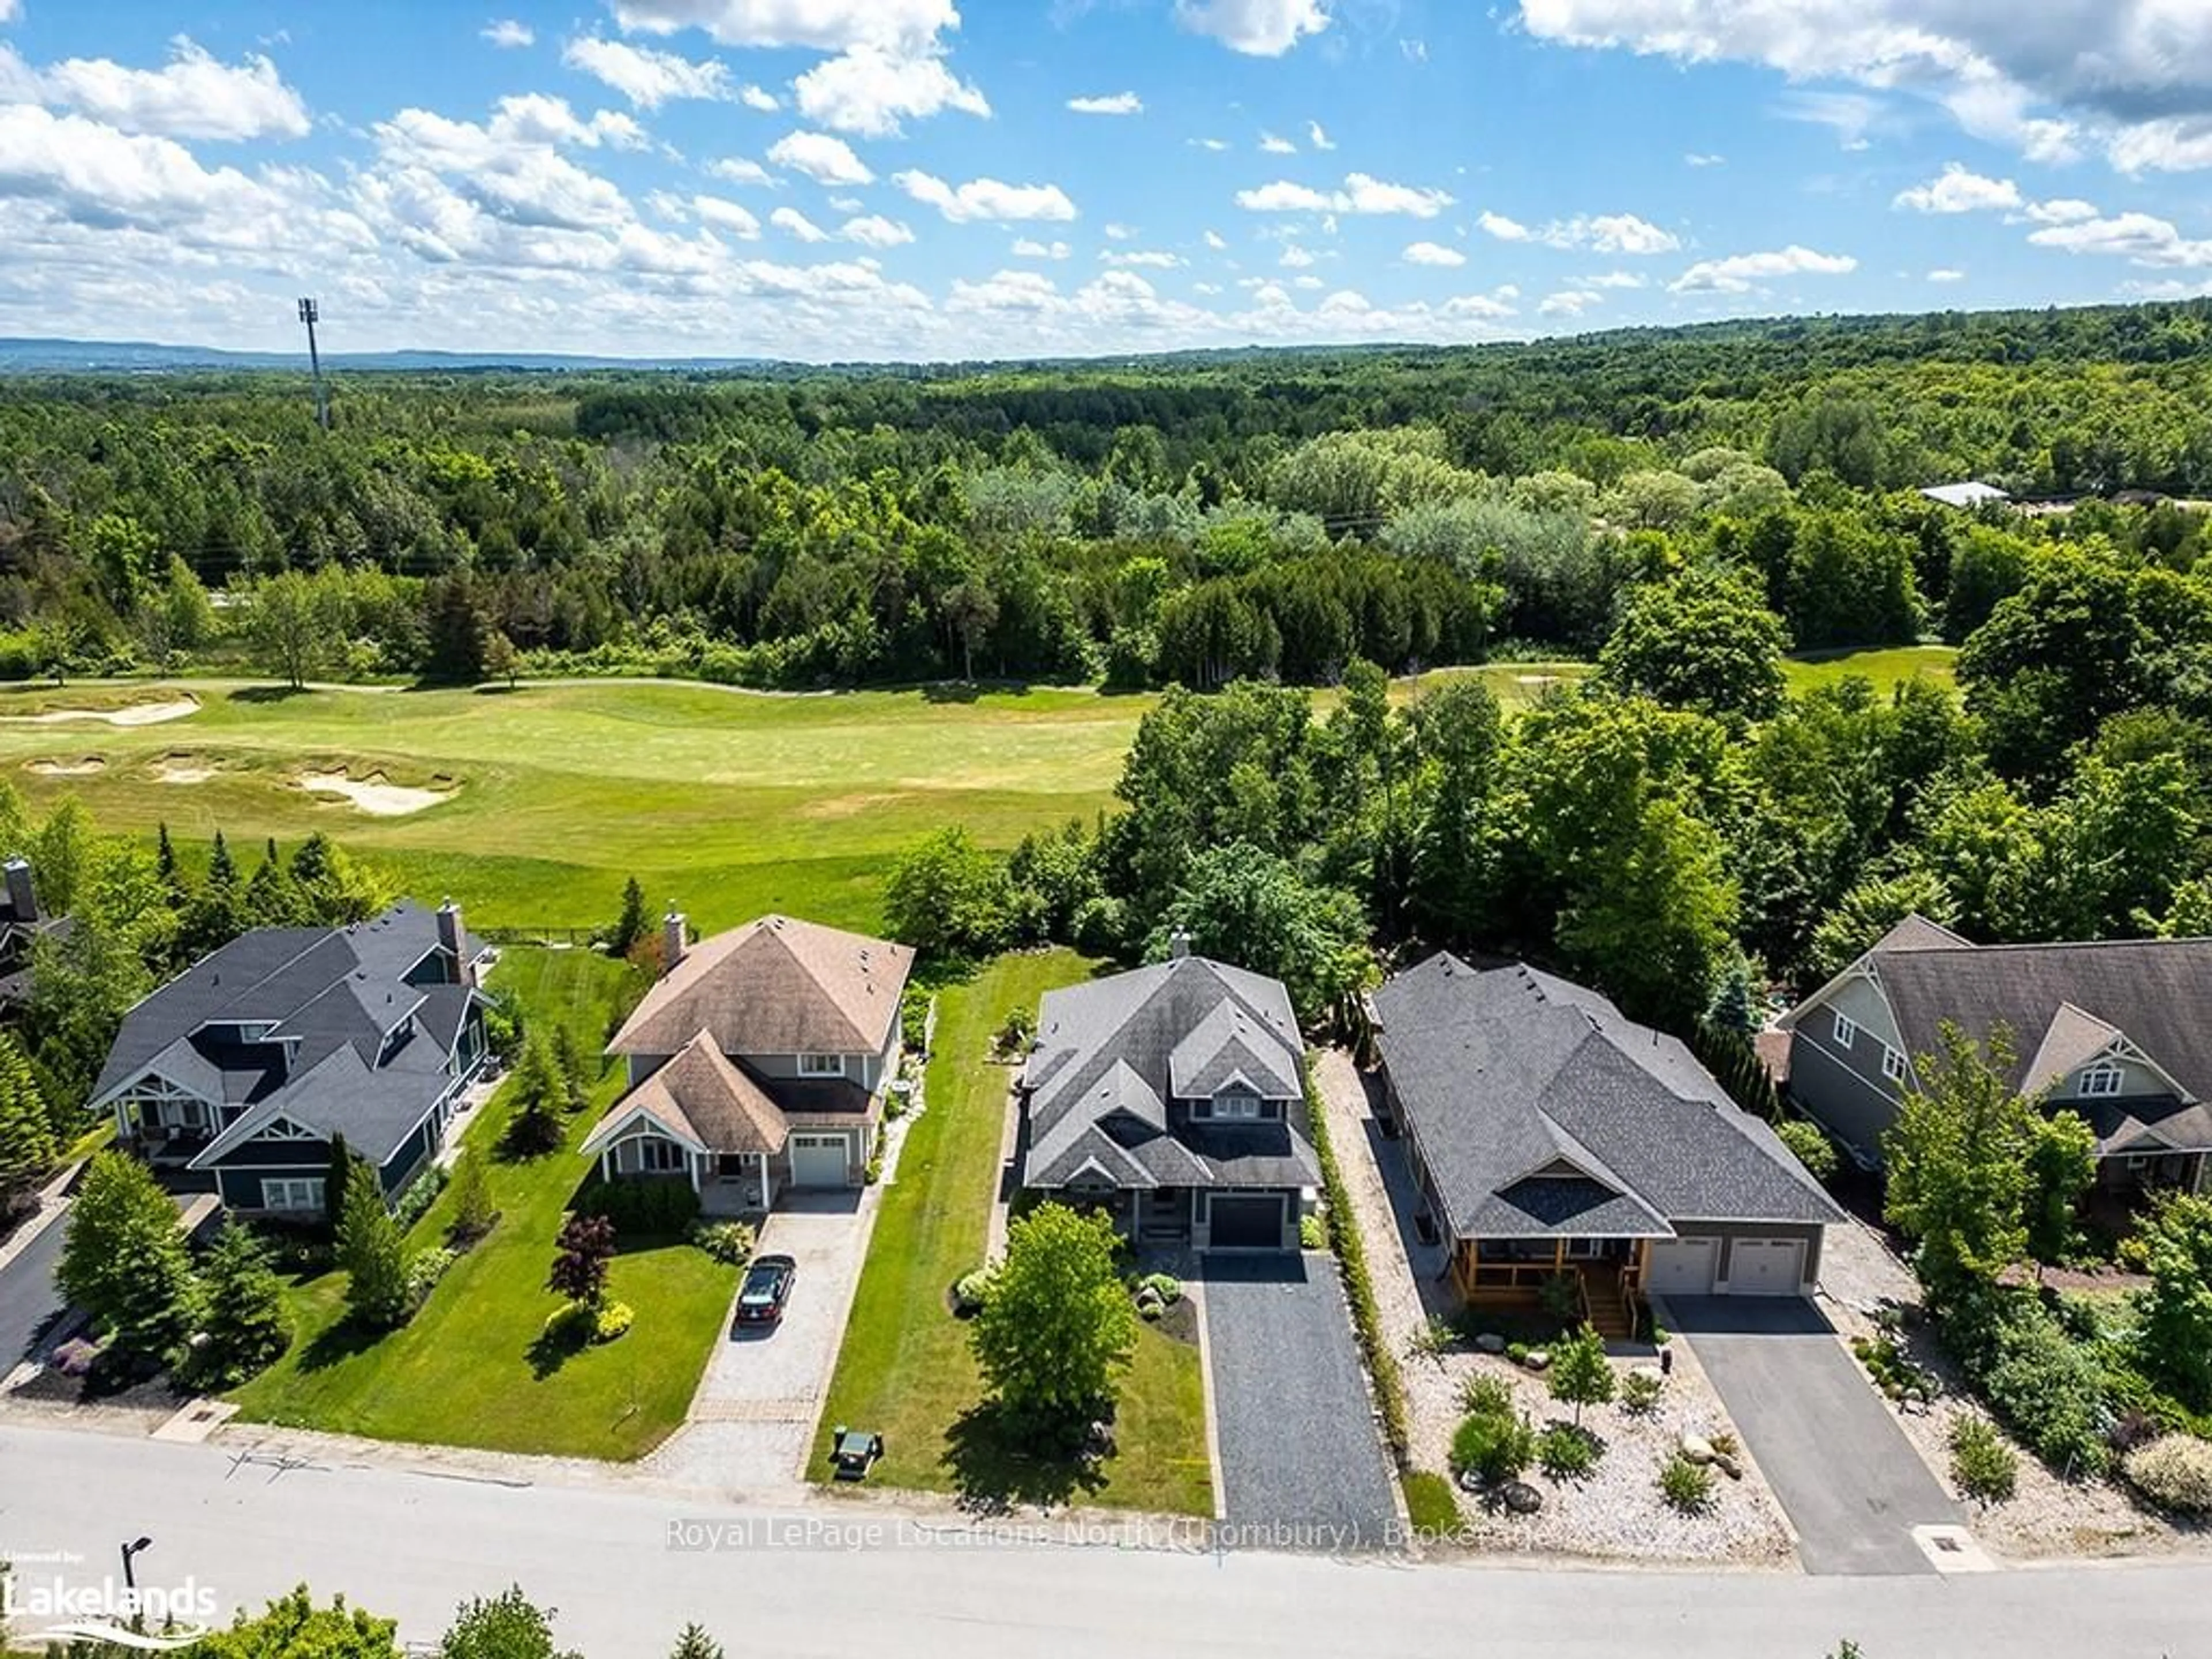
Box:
(297, 297), (331, 431)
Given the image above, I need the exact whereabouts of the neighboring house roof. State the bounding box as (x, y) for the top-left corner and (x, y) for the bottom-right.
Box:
(90, 901), (486, 1168)
(1020, 955), (1318, 1193)
(1919, 481), (2010, 509)
(1816, 922), (2212, 1155)
(582, 1031), (791, 1159)
(608, 914), (912, 1059)
(1373, 954), (1838, 1242)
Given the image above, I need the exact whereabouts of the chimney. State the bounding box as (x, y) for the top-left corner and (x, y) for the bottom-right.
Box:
(2, 858), (35, 924)
(436, 899), (470, 987)
(664, 911), (687, 975)
(1169, 929), (1192, 960)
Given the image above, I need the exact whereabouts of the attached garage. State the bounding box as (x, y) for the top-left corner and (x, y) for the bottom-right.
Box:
(1726, 1237), (1808, 1296)
(1646, 1236), (1719, 1297)
(788, 1132), (851, 1188)
(1206, 1192), (1290, 1249)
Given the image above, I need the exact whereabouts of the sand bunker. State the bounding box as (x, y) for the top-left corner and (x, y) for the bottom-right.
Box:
(1513, 674), (1563, 688)
(0, 695), (199, 728)
(296, 768), (457, 816)
(151, 754), (221, 785)
(26, 755), (105, 777)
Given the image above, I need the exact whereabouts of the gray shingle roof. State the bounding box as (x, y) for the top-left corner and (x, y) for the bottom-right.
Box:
(1373, 954), (1839, 1243)
(93, 900), (486, 1168)
(1020, 956), (1317, 1194)
(1868, 927), (2212, 1155)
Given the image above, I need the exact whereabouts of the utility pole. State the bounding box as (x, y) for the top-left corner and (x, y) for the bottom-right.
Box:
(297, 297), (330, 431)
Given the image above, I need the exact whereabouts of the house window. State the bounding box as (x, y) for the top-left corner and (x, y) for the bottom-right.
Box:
(1210, 1090), (1262, 1120)
(1832, 1011), (1859, 1048)
(636, 1137), (685, 1173)
(798, 1054), (845, 1077)
(260, 1177), (325, 1213)
(2078, 1063), (2124, 1098)
(1881, 1046), (1908, 1084)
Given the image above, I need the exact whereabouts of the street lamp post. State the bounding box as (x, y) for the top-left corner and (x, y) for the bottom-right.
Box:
(120, 1535), (153, 1593)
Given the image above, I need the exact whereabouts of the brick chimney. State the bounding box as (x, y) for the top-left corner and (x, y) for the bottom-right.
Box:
(664, 910), (687, 975)
(436, 898), (472, 987)
(1169, 929), (1192, 960)
(3, 858), (36, 924)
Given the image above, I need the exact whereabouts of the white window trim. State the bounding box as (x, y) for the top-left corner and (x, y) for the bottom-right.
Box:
(1832, 1011), (1859, 1048)
(261, 1176), (325, 1213)
(2078, 1063), (2124, 1099)
(798, 1053), (846, 1078)
(636, 1136), (685, 1173)
(1209, 1090), (1262, 1120)
(1881, 1046), (1908, 1083)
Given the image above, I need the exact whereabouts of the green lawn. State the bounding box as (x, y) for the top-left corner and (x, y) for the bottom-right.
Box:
(0, 648), (1957, 933)
(226, 946), (740, 1460)
(813, 950), (1214, 1517)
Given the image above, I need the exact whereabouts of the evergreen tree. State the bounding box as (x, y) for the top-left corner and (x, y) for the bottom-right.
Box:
(610, 876), (647, 956)
(156, 820), (181, 899)
(246, 836), (308, 927)
(325, 1132), (354, 1231)
(195, 1217), (291, 1385)
(57, 1151), (203, 1359)
(0, 1031), (57, 1214)
(448, 1150), (496, 1244)
(668, 1626), (724, 1659)
(503, 1032), (567, 1155)
(550, 1023), (592, 1112)
(337, 1156), (410, 1328)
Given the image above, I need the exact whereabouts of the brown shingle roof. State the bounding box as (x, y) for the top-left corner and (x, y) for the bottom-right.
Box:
(583, 1031), (790, 1157)
(608, 914), (912, 1059)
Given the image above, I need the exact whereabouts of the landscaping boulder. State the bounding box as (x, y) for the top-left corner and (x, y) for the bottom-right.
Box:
(1499, 1481), (1543, 1515)
(1475, 1333), (1507, 1355)
(1521, 1349), (1551, 1373)
(1714, 1453), (1744, 1482)
(1679, 1433), (1717, 1466)
(1457, 1469), (1486, 1494)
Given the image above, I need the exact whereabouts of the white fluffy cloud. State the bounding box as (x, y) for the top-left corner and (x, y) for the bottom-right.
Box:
(771, 204), (830, 243)
(609, 0), (957, 55)
(1068, 92), (1142, 116)
(562, 38), (732, 107)
(482, 20), (535, 49)
(0, 37), (310, 142)
(1104, 249), (1181, 268)
(792, 46), (987, 137)
(2022, 198), (2098, 225)
(1671, 244), (1858, 293)
(1475, 208), (1673, 252)
(895, 169), (1076, 222)
(840, 213), (912, 248)
(1236, 173), (1453, 217)
(1538, 289), (1603, 316)
(1518, 0), (2212, 173)
(1012, 237), (1070, 259)
(1307, 120), (1335, 151)
(1403, 240), (1465, 267)
(767, 130), (874, 185)
(1478, 211), (1531, 242)
(2026, 211), (2212, 268)
(1176, 0), (1331, 57)
(707, 156), (776, 187)
(1259, 132), (1296, 155)
(738, 84), (779, 111)
(1928, 268), (1965, 282)
(691, 194), (762, 236)
(1893, 163), (2020, 214)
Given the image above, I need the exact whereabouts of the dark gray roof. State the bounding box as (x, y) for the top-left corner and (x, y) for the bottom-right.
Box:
(1373, 954), (1839, 1243)
(93, 900), (487, 1167)
(1869, 929), (2212, 1154)
(1020, 956), (1317, 1194)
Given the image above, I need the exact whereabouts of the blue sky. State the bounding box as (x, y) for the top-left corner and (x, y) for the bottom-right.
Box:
(0, 0), (2207, 359)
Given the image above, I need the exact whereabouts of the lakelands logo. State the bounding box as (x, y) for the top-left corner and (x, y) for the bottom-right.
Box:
(4, 1571), (220, 1650)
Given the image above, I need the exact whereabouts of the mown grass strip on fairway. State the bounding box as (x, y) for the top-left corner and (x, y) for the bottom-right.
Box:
(811, 949), (1214, 1517)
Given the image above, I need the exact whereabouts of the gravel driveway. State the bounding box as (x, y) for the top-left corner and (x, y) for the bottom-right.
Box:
(642, 1190), (873, 1496)
(1200, 1252), (1398, 1552)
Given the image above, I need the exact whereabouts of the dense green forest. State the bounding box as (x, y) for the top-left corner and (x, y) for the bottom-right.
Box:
(3, 300), (2210, 692)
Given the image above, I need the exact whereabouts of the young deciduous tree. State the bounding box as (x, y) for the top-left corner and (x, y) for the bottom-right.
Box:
(1882, 1024), (2033, 1310)
(57, 1150), (203, 1359)
(195, 1217), (292, 1386)
(548, 1214), (615, 1310)
(2134, 1192), (2212, 1412)
(883, 827), (1014, 959)
(440, 1586), (580, 1659)
(971, 1201), (1135, 1437)
(448, 1150), (497, 1244)
(2024, 1112), (2098, 1266)
(337, 1157), (411, 1329)
(550, 1024), (592, 1113)
(1597, 565), (1789, 722)
(1547, 1324), (1616, 1427)
(192, 1586), (402, 1659)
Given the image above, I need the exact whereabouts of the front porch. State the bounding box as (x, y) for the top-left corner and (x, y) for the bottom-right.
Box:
(594, 1137), (776, 1217)
(1450, 1236), (1650, 1340)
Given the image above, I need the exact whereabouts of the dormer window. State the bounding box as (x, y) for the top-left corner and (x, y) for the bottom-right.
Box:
(1209, 1089), (1262, 1120)
(799, 1054), (846, 1077)
(2078, 1063), (2124, 1098)
(1832, 1012), (1859, 1048)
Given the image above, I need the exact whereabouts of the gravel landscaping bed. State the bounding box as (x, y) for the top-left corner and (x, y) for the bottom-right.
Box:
(1310, 1049), (1790, 1566)
(1818, 1216), (2193, 1561)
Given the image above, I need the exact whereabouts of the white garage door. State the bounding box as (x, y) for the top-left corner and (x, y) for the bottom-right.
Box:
(1646, 1237), (1719, 1297)
(789, 1133), (849, 1188)
(1726, 1238), (1806, 1296)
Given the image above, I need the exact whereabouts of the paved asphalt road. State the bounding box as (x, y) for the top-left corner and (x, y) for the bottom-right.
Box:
(0, 1213), (68, 1369)
(1666, 1296), (1960, 1576)
(2, 1423), (2209, 1659)
(1200, 1252), (1399, 1550)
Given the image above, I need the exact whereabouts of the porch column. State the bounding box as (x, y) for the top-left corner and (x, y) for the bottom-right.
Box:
(597, 1147), (611, 1181)
(757, 1150), (770, 1211)
(690, 1152), (703, 1194)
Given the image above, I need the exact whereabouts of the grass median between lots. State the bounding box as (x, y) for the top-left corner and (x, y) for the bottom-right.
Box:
(227, 946), (739, 1460)
(812, 949), (1214, 1517)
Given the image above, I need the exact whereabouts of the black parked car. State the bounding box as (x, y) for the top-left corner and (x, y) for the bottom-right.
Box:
(734, 1253), (797, 1328)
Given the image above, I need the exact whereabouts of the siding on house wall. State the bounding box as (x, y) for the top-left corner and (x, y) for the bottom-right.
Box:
(627, 1039), (897, 1095)
(1786, 1027), (1904, 1164)
(379, 1116), (441, 1197)
(1668, 1219), (1825, 1290)
(217, 1163), (328, 1210)
(2047, 1053), (2165, 1103)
